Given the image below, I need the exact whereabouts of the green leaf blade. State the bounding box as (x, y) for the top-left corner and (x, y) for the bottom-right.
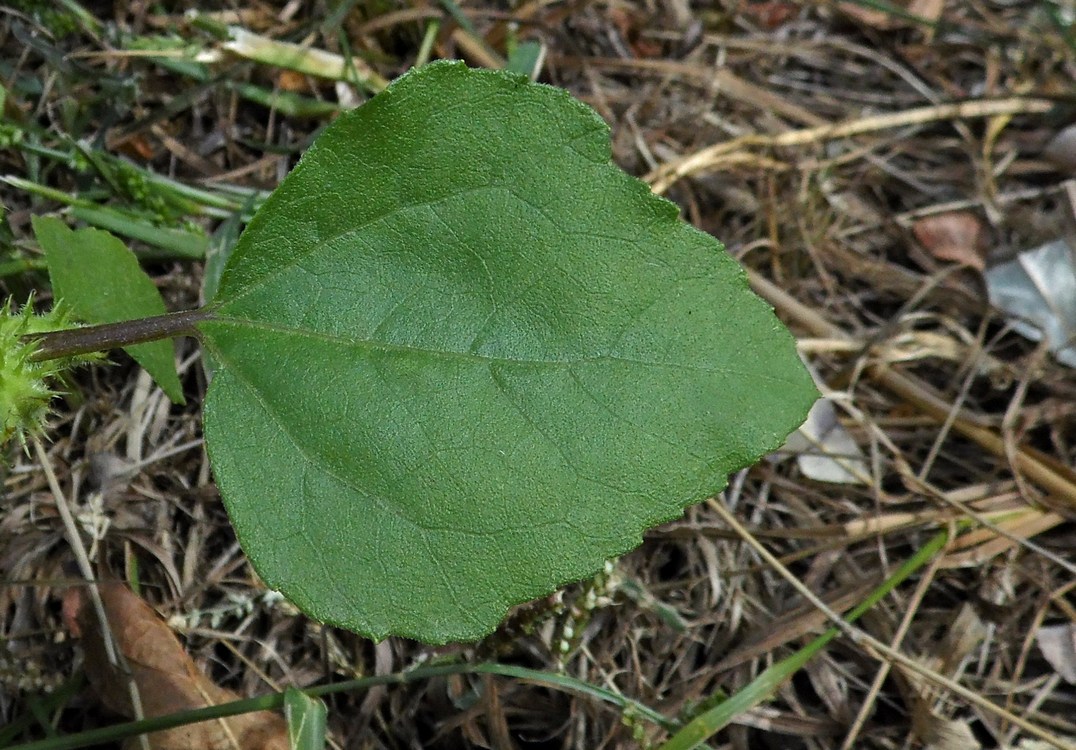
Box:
(201, 61), (816, 643)
(32, 216), (184, 403)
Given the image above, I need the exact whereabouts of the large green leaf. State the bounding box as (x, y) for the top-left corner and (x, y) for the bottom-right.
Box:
(200, 61), (816, 643)
(32, 216), (184, 404)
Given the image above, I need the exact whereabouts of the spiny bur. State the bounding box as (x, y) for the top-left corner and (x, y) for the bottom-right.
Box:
(0, 298), (101, 447)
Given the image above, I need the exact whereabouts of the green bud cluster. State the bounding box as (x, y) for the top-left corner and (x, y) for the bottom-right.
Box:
(0, 123), (23, 149)
(0, 299), (99, 446)
(113, 162), (171, 220)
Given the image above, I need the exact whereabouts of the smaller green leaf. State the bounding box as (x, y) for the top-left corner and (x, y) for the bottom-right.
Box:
(284, 687), (327, 750)
(32, 216), (184, 403)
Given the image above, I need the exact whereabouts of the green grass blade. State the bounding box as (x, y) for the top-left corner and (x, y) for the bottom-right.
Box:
(229, 82), (341, 118)
(0, 258), (48, 278)
(1, 176), (208, 259)
(3, 661), (673, 750)
(69, 206), (207, 260)
(284, 687), (327, 750)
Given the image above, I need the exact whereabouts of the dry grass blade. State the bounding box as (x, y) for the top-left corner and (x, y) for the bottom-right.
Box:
(647, 98), (1055, 194)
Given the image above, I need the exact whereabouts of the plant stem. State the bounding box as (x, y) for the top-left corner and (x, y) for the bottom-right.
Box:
(28, 308), (212, 361)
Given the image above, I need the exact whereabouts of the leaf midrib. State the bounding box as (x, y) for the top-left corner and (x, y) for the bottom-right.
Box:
(202, 314), (805, 385)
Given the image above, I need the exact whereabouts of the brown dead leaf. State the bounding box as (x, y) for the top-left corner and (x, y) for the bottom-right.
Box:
(916, 712), (981, 750)
(64, 583), (288, 750)
(894, 605), (987, 749)
(912, 212), (989, 272)
(713, 578), (879, 673)
(1044, 124), (1076, 175)
(1036, 623), (1076, 684)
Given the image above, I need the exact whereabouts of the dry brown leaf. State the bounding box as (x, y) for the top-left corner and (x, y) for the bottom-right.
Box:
(919, 714), (981, 750)
(64, 583), (288, 750)
(712, 578), (878, 673)
(912, 212), (989, 272)
(1036, 623), (1076, 684)
(1044, 124), (1076, 175)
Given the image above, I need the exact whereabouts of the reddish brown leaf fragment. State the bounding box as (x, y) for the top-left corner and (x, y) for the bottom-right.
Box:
(912, 212), (989, 272)
(742, 2), (798, 29)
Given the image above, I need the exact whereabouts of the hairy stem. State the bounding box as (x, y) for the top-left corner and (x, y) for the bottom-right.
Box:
(27, 308), (213, 361)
